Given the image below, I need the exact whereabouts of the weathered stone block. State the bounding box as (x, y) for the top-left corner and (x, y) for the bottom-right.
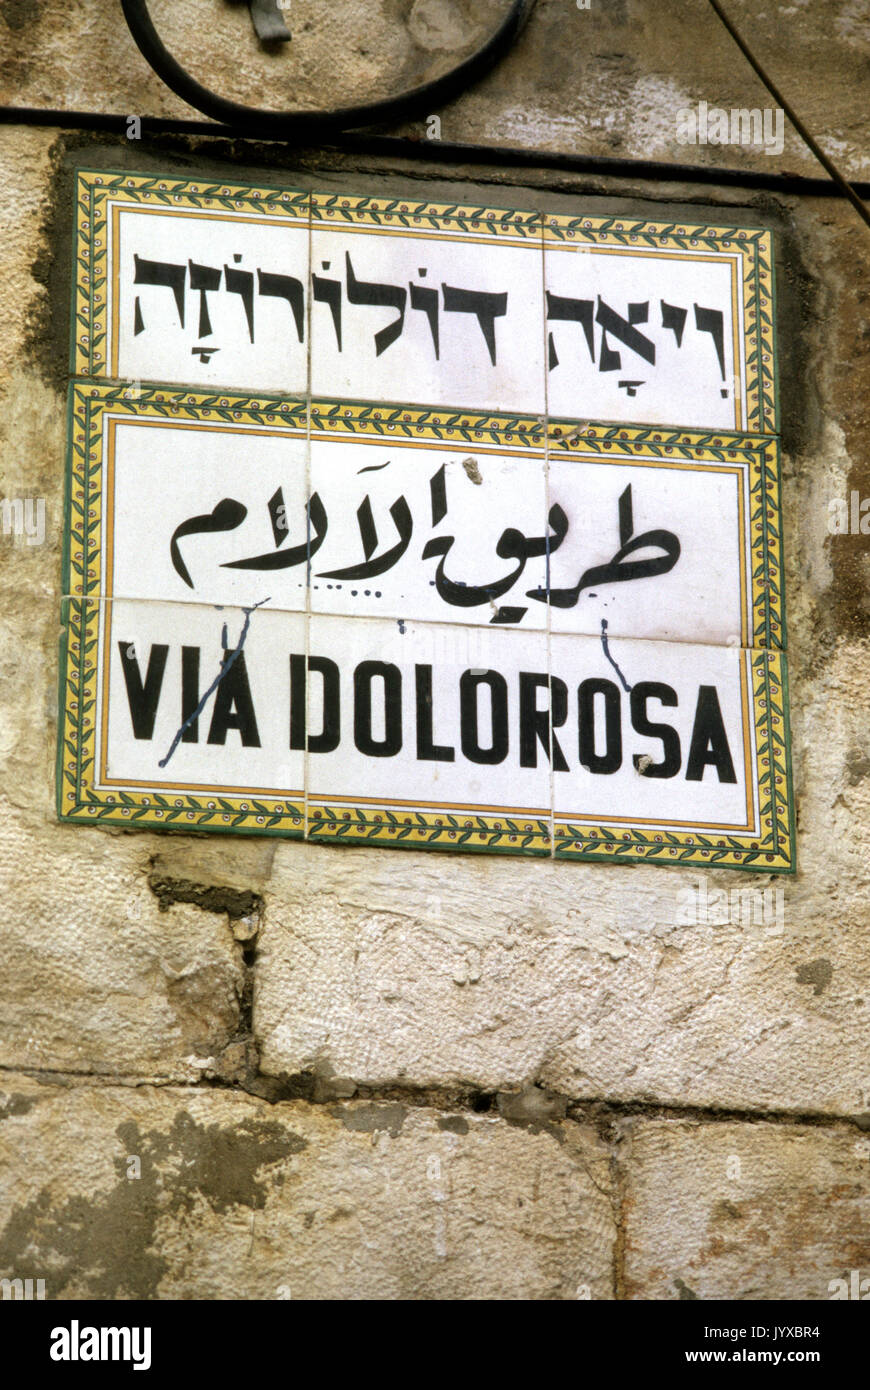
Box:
(0, 812), (245, 1079)
(0, 1078), (615, 1300)
(255, 761), (870, 1117)
(623, 1119), (870, 1300)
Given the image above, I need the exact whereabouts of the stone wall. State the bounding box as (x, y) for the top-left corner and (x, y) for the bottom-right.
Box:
(1, 0), (869, 1299)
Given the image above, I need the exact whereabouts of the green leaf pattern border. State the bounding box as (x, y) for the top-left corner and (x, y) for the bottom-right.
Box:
(61, 171), (790, 868)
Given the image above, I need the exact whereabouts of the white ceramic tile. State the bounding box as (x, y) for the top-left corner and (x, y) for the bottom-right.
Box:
(113, 208), (310, 392)
(310, 224), (546, 414)
(549, 632), (756, 834)
(105, 414), (309, 611)
(544, 451), (746, 643)
(98, 598), (306, 800)
(544, 240), (741, 428)
(65, 175), (789, 865)
(307, 434), (549, 629)
(304, 614), (552, 822)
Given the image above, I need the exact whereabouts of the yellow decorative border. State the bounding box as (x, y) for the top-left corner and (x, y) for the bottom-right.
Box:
(307, 804), (552, 855)
(72, 169), (310, 378)
(58, 596), (305, 835)
(59, 382), (792, 864)
(546, 418), (784, 650)
(545, 213), (776, 435)
(310, 191), (541, 242)
(553, 648), (793, 871)
(309, 398), (545, 448)
(73, 173), (777, 439)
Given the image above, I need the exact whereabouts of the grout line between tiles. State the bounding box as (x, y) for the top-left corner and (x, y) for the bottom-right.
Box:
(60, 184), (788, 865)
(58, 594), (777, 655)
(540, 218), (556, 860)
(303, 195), (313, 843)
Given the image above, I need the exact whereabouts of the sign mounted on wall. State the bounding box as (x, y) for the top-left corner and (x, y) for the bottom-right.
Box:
(59, 169), (793, 870)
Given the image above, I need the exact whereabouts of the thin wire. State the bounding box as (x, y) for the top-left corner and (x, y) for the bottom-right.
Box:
(5, 102), (870, 202)
(707, 0), (870, 231)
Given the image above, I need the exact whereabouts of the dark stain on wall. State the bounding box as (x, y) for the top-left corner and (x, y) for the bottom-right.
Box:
(147, 869), (261, 919)
(0, 1108), (307, 1298)
(331, 1101), (407, 1137)
(796, 958), (834, 996)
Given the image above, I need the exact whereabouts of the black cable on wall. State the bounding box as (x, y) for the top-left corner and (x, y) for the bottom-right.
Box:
(119, 0), (537, 137)
(117, 0), (869, 231)
(707, 0), (870, 230)
(1, 1), (867, 223)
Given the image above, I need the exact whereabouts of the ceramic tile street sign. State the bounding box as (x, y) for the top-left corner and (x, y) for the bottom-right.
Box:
(87, 395), (780, 646)
(73, 173), (777, 432)
(60, 171), (793, 871)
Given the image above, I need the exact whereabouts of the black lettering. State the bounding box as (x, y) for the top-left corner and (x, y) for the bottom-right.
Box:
(686, 685), (736, 782)
(354, 661), (402, 757)
(207, 650), (261, 747)
(578, 678), (622, 774)
(290, 654), (340, 754)
(519, 672), (568, 770)
(118, 641), (168, 741)
(441, 283), (507, 365)
(188, 261), (221, 338)
(630, 681), (681, 777)
(181, 645), (200, 743)
(415, 664), (454, 762)
(132, 255), (185, 328)
(459, 670), (508, 765)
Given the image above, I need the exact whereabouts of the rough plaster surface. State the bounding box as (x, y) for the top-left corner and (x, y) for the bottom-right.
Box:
(623, 1119), (870, 1300)
(0, 0), (869, 1296)
(1, 1), (868, 178)
(0, 129), (247, 1078)
(255, 825), (870, 1116)
(0, 1077), (615, 1299)
(0, 806), (246, 1078)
